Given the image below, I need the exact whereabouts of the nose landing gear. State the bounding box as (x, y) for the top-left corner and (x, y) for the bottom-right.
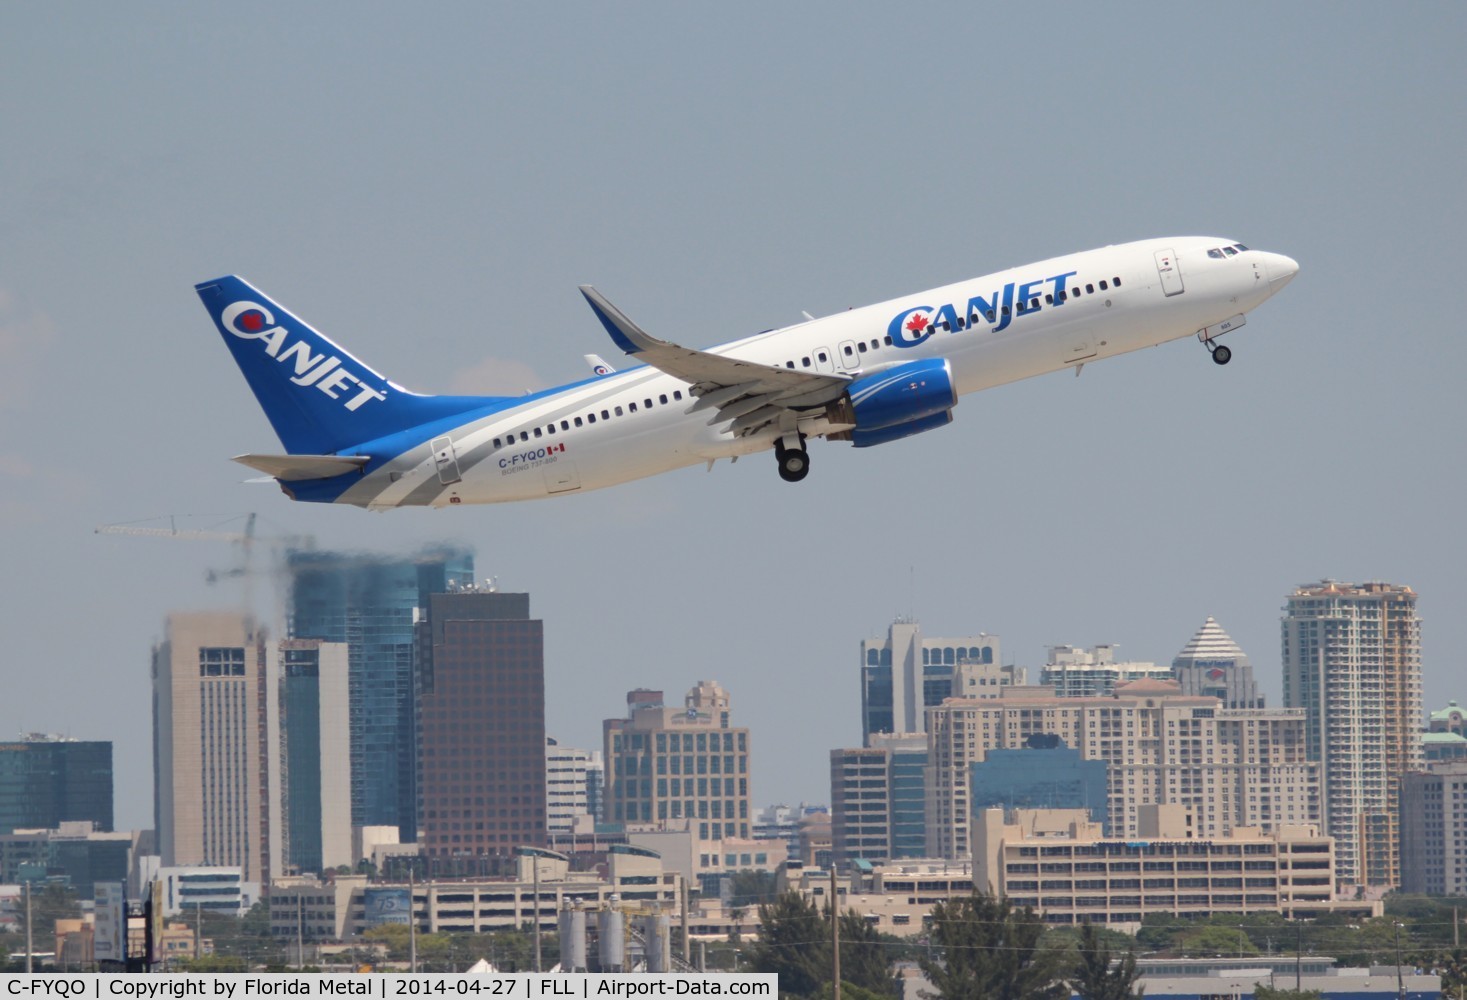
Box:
(1209, 342), (1232, 365)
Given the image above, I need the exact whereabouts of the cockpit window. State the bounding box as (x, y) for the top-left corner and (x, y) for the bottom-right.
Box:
(1232, 243), (1248, 252)
(1222, 246), (1237, 256)
(1208, 243), (1250, 259)
(1208, 249), (1225, 259)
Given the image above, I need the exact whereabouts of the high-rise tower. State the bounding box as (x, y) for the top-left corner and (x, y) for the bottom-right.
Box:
(1172, 617), (1262, 708)
(287, 547), (473, 841)
(0, 736), (113, 834)
(1281, 580), (1423, 890)
(152, 612), (272, 884)
(279, 639), (352, 874)
(415, 590), (547, 862)
(861, 619), (1014, 739)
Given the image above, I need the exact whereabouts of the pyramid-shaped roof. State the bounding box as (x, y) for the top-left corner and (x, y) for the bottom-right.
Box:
(1172, 616), (1251, 668)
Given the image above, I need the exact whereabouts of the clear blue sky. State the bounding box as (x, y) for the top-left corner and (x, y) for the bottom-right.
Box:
(3, 3), (1462, 830)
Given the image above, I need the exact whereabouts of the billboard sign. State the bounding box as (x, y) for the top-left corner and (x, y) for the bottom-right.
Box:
(363, 887), (411, 926)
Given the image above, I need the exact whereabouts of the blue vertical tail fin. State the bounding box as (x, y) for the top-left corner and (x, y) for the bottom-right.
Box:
(196, 276), (499, 455)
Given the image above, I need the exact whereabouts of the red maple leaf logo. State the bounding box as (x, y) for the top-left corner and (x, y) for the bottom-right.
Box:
(905, 313), (929, 334)
(241, 312), (263, 331)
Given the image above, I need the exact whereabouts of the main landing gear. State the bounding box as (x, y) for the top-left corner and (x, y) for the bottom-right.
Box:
(775, 436), (810, 483)
(1203, 338), (1232, 365)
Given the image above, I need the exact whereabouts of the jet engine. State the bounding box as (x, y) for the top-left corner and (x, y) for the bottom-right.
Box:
(825, 357), (956, 448)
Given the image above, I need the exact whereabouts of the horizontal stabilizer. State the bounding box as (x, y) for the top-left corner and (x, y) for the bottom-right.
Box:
(232, 453), (370, 481)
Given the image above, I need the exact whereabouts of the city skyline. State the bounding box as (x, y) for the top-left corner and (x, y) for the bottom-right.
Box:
(4, 5), (1463, 832)
(36, 571), (1461, 854)
(23, 566), (1462, 834)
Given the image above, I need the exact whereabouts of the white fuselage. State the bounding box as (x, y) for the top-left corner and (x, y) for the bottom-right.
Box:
(334, 237), (1292, 508)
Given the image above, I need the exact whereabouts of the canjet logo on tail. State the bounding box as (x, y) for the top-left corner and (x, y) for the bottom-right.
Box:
(888, 269), (1078, 346)
(222, 301), (387, 412)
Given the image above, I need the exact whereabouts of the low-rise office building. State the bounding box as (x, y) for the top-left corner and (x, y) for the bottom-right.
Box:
(270, 845), (682, 941)
(972, 805), (1378, 930)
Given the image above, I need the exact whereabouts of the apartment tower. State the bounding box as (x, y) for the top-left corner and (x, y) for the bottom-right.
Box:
(1282, 580), (1423, 890)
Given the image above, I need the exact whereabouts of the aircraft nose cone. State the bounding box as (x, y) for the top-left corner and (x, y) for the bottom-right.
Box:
(1263, 252), (1299, 293)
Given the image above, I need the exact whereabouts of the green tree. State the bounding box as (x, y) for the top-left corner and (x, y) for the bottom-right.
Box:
(1432, 947), (1467, 1000)
(729, 871), (779, 909)
(748, 892), (894, 999)
(918, 892), (1066, 1000)
(837, 910), (897, 997)
(1176, 924), (1258, 959)
(1070, 921), (1142, 1000)
(176, 954), (249, 972)
(1252, 987), (1322, 1000)
(749, 892), (831, 997)
(29, 884), (82, 940)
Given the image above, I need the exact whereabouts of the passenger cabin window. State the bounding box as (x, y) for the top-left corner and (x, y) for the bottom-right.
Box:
(1099, 280), (1108, 290)
(561, 420), (569, 430)
(659, 394), (668, 404)
(785, 361), (794, 369)
(493, 437), (501, 448)
(801, 357), (811, 367)
(601, 409), (610, 420)
(673, 390), (683, 400)
(645, 398), (652, 408)
(1085, 283), (1095, 294)
(1114, 276), (1122, 286)
(574, 417), (583, 427)
(520, 431), (529, 442)
(588, 413), (597, 424)
(628, 402), (637, 413)
(614, 405), (623, 417)
(533, 427), (542, 438)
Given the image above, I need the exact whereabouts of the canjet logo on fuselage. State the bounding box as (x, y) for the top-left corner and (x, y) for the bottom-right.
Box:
(888, 269), (1078, 346)
(221, 301), (387, 412)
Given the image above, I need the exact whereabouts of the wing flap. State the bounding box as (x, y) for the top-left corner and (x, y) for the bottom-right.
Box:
(233, 453), (371, 481)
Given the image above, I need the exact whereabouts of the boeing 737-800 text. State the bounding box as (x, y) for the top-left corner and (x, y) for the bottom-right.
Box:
(197, 237), (1297, 508)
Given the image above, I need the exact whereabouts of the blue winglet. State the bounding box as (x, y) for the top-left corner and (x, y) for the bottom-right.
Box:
(579, 286), (645, 356)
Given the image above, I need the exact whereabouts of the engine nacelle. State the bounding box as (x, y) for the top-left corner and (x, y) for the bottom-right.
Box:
(851, 409), (952, 448)
(826, 357), (956, 446)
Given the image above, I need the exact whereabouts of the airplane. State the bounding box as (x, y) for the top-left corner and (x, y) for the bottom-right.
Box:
(196, 237), (1298, 509)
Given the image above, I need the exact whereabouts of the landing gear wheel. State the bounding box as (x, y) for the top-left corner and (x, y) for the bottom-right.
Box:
(1211, 344), (1232, 366)
(776, 446), (810, 483)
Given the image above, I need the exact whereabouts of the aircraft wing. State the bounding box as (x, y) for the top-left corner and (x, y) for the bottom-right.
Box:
(579, 286), (850, 437)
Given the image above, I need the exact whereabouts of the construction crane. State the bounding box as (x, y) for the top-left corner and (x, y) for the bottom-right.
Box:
(94, 513), (313, 616)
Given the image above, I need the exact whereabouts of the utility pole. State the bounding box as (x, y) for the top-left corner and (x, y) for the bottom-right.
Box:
(409, 869), (418, 974)
(195, 901), (202, 960)
(297, 894), (305, 970)
(831, 868), (841, 1000)
(24, 881), (32, 974)
(1394, 922), (1406, 1000)
(1296, 922), (1303, 992)
(532, 861), (542, 973)
(680, 879), (689, 965)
